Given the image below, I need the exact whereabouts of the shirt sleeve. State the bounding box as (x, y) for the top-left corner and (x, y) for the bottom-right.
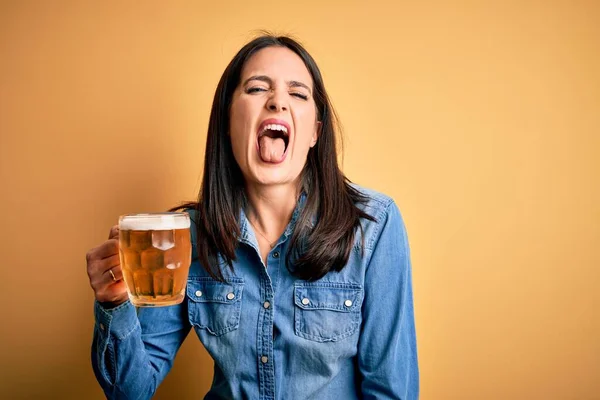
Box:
(357, 200), (419, 399)
(92, 298), (191, 399)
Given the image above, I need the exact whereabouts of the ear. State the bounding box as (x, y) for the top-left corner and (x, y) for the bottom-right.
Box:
(310, 121), (321, 148)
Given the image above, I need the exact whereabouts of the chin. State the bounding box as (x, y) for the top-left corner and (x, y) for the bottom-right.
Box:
(249, 170), (296, 187)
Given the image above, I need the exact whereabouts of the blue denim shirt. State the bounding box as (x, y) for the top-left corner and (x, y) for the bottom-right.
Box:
(92, 186), (419, 399)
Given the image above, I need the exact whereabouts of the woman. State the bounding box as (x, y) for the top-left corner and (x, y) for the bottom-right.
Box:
(86, 35), (419, 399)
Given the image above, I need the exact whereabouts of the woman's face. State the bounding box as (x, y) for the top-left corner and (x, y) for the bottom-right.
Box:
(229, 46), (320, 189)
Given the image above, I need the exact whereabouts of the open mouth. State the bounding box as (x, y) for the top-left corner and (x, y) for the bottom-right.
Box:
(257, 120), (290, 164)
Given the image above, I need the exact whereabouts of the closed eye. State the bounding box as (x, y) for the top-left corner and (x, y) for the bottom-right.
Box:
(291, 92), (309, 100)
(246, 87), (267, 94)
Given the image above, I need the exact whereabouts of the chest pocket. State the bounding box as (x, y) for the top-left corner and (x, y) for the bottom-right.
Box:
(294, 282), (363, 342)
(186, 277), (244, 336)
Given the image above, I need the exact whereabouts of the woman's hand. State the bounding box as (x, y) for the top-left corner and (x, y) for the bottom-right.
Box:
(86, 225), (128, 308)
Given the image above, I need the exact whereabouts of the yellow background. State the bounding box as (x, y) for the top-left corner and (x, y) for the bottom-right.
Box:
(1, 1), (598, 399)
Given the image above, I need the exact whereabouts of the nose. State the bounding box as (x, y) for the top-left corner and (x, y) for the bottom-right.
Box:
(266, 90), (288, 112)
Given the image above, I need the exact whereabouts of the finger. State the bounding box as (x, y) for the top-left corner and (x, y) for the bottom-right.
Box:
(88, 254), (120, 286)
(104, 265), (124, 283)
(92, 254), (120, 277)
(90, 239), (119, 261)
(97, 281), (129, 304)
(108, 225), (119, 240)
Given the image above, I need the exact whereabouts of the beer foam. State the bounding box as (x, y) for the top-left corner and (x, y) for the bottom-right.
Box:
(119, 214), (190, 231)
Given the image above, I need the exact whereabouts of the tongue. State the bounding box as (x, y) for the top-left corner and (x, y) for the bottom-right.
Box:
(259, 136), (286, 162)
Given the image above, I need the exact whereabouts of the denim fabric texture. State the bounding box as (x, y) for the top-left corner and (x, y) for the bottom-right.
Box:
(92, 186), (419, 399)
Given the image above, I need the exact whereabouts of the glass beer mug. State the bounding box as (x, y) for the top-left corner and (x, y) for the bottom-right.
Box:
(118, 212), (192, 307)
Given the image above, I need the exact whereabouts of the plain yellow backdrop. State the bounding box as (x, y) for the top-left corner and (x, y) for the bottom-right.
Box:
(1, 1), (598, 399)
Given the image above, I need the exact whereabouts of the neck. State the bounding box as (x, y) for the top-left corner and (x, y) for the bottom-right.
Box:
(245, 183), (299, 240)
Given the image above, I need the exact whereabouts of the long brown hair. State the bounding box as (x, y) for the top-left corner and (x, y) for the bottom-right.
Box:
(173, 34), (374, 281)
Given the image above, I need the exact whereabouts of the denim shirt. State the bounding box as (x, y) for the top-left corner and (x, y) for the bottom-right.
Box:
(92, 186), (419, 399)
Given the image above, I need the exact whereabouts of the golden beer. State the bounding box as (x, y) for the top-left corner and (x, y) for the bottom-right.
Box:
(118, 213), (191, 307)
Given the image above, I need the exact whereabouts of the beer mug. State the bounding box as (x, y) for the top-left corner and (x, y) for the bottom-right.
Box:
(118, 212), (192, 307)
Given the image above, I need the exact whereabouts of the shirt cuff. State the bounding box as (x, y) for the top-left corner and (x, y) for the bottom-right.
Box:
(94, 300), (139, 341)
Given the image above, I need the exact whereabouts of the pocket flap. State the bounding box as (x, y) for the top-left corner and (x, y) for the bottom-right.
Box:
(294, 283), (363, 312)
(187, 278), (243, 304)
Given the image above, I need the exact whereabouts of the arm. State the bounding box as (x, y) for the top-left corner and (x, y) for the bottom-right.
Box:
(92, 299), (191, 400)
(357, 200), (419, 399)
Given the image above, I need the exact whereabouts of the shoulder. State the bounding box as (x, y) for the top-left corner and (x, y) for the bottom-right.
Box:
(350, 183), (407, 252)
(351, 184), (395, 216)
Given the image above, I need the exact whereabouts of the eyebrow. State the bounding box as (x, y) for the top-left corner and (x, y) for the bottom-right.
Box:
(243, 75), (312, 95)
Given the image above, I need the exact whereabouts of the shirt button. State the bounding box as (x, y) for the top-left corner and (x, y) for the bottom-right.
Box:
(301, 298), (310, 305)
(227, 292), (235, 300)
(261, 356), (268, 364)
(344, 299), (353, 307)
(99, 323), (105, 331)
(263, 301), (271, 309)
(195, 290), (203, 297)
(272, 251), (280, 259)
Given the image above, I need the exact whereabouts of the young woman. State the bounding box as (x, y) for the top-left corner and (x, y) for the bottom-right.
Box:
(86, 35), (419, 399)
